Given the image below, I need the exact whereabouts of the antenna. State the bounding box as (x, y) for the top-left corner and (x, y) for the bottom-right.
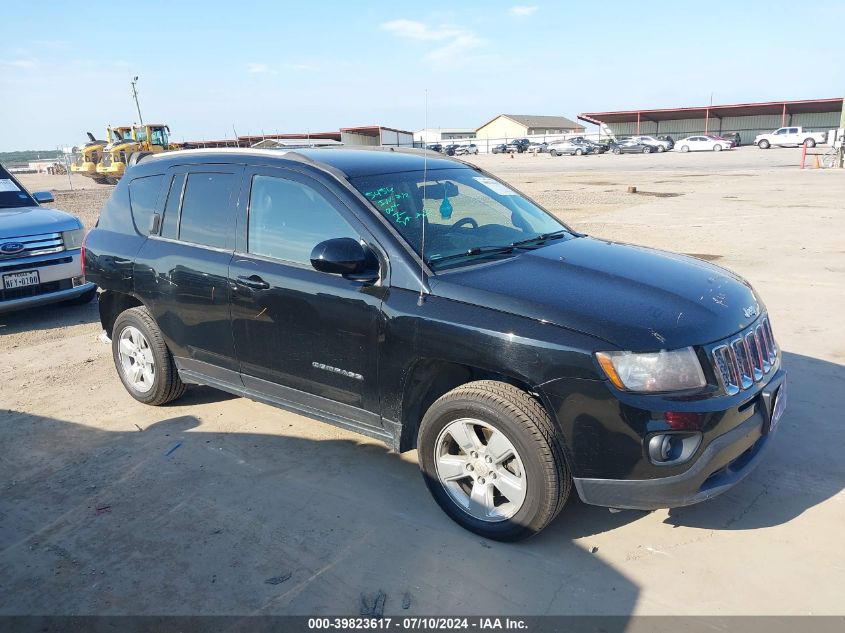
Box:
(417, 88), (428, 307)
(131, 76), (144, 125)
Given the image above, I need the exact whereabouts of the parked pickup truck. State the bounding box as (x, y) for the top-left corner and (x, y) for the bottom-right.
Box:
(755, 127), (827, 149)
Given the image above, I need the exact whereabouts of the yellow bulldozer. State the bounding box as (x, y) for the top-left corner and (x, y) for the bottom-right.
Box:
(95, 123), (177, 184)
(70, 126), (132, 184)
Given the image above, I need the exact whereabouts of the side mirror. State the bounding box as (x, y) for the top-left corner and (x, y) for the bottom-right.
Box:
(310, 238), (377, 280)
(33, 191), (55, 204)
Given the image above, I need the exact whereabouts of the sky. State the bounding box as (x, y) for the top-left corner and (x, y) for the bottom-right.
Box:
(1, 0), (843, 151)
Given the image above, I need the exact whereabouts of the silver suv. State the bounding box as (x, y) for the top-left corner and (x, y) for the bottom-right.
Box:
(0, 165), (96, 313)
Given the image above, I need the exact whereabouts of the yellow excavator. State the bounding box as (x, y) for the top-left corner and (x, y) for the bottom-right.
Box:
(69, 129), (122, 184)
(95, 123), (175, 184)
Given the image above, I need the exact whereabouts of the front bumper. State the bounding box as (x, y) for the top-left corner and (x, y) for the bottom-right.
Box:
(0, 249), (95, 314)
(573, 368), (786, 510)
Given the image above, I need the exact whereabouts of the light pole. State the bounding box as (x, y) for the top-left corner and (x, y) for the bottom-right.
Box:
(131, 76), (144, 125)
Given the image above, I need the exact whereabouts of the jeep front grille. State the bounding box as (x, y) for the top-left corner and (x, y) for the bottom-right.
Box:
(712, 316), (777, 395)
(0, 232), (65, 261)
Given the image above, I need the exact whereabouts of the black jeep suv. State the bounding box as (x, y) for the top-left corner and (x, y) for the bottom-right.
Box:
(85, 148), (786, 541)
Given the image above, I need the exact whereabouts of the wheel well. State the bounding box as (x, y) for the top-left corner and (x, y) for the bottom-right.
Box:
(98, 290), (143, 336)
(397, 360), (541, 452)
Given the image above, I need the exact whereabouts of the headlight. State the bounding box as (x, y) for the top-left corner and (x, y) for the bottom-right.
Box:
(595, 347), (706, 393)
(62, 228), (85, 250)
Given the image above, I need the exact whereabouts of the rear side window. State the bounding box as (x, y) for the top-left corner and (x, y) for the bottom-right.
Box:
(178, 172), (236, 249)
(128, 175), (164, 234)
(160, 174), (185, 239)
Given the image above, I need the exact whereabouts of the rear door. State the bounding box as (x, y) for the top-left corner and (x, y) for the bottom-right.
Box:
(134, 163), (244, 380)
(228, 165), (385, 423)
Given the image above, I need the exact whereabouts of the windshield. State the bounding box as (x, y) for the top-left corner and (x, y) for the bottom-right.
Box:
(349, 167), (569, 270)
(0, 167), (36, 209)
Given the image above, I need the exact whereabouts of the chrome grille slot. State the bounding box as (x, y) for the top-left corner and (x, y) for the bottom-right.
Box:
(712, 345), (740, 395)
(730, 338), (754, 390)
(712, 314), (779, 394)
(0, 232), (65, 260)
(745, 331), (764, 381)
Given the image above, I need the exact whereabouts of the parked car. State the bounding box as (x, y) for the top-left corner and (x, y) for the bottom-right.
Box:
(425, 143), (443, 153)
(610, 139), (654, 154)
(491, 143), (510, 154)
(0, 164), (96, 313)
(657, 135), (675, 149)
(85, 147), (786, 541)
(633, 136), (672, 152)
(527, 142), (548, 153)
(675, 136), (732, 152)
(508, 138), (530, 153)
(548, 140), (589, 156)
(721, 132), (741, 147)
(443, 144), (460, 156)
(573, 139), (606, 154)
(755, 127), (827, 149)
(454, 144), (479, 156)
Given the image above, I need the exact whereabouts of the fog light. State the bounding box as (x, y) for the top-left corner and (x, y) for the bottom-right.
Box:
(72, 275), (85, 287)
(647, 432), (702, 465)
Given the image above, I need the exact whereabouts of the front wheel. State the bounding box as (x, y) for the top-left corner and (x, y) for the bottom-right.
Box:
(643, 146), (652, 153)
(613, 148), (621, 154)
(680, 145), (690, 152)
(804, 138), (816, 148)
(550, 149), (559, 156)
(574, 148), (583, 156)
(657, 145), (665, 153)
(713, 144), (723, 152)
(418, 381), (571, 541)
(112, 306), (186, 406)
(758, 140), (770, 149)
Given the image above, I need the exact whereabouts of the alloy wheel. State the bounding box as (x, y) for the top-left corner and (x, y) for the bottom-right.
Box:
(434, 418), (527, 522)
(117, 326), (155, 393)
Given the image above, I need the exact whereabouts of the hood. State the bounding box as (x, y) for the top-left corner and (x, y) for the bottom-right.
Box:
(431, 236), (761, 351)
(0, 206), (81, 239)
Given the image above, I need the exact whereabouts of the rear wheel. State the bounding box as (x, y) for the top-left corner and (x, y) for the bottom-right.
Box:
(418, 380), (571, 541)
(681, 145), (690, 152)
(643, 146), (652, 153)
(574, 148), (583, 156)
(112, 306), (186, 406)
(550, 149), (559, 157)
(804, 138), (816, 148)
(656, 145), (665, 153)
(758, 139), (770, 149)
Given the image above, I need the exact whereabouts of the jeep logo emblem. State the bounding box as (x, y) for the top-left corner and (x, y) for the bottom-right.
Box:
(0, 242), (25, 255)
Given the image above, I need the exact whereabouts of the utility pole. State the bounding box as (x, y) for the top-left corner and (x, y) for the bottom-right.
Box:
(131, 76), (144, 125)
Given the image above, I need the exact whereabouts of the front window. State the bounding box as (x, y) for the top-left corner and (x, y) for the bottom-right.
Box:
(349, 167), (569, 270)
(150, 127), (169, 147)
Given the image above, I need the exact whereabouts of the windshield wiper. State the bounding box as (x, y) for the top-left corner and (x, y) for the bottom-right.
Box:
(510, 229), (568, 249)
(426, 245), (516, 266)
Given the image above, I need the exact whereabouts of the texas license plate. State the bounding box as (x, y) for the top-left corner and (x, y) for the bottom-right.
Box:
(3, 270), (40, 289)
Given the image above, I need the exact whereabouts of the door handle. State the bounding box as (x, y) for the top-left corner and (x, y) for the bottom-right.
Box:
(236, 275), (270, 290)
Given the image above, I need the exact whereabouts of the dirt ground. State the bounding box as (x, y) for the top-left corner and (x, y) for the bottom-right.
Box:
(1, 147), (843, 616)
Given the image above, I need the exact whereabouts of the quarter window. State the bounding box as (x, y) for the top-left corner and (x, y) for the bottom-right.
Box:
(247, 175), (359, 265)
(127, 175), (164, 235)
(178, 172), (236, 249)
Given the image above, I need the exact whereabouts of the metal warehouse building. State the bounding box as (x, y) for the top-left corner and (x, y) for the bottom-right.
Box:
(579, 97), (843, 145)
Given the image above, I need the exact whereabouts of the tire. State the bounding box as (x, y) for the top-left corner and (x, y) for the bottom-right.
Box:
(417, 380), (571, 541)
(758, 140), (770, 149)
(613, 148), (621, 154)
(657, 145), (665, 153)
(111, 306), (186, 406)
(643, 146), (652, 153)
(713, 144), (722, 152)
(681, 145), (690, 153)
(550, 149), (559, 157)
(804, 138), (816, 148)
(66, 287), (97, 305)
(574, 148), (583, 156)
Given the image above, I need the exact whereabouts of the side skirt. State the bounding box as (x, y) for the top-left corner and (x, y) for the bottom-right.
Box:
(175, 358), (400, 450)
